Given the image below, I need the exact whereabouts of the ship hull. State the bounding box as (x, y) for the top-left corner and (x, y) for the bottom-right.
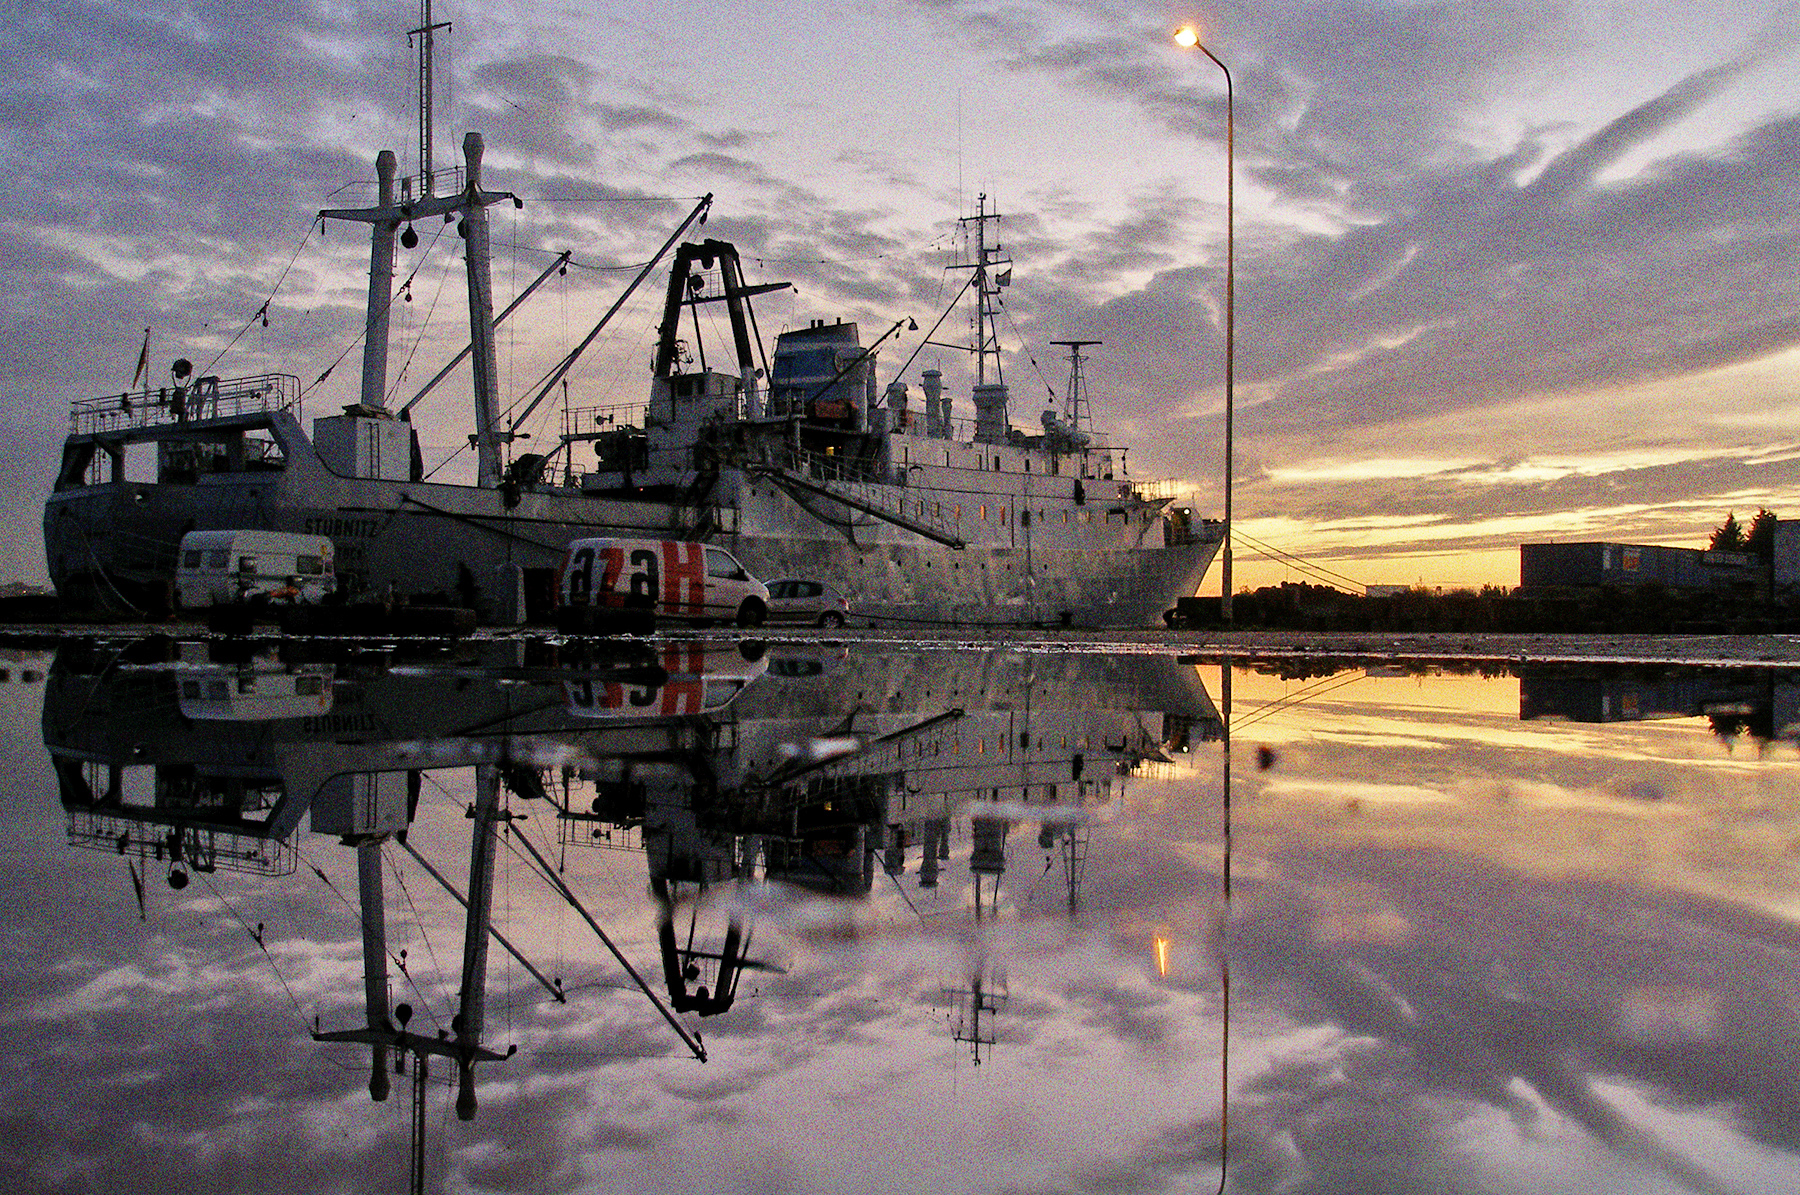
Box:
(45, 463), (1218, 627)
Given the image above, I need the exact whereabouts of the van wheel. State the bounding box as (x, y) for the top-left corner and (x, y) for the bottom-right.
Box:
(736, 598), (766, 628)
(817, 610), (845, 628)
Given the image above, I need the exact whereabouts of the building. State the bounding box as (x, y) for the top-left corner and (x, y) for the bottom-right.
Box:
(1519, 541), (1764, 595)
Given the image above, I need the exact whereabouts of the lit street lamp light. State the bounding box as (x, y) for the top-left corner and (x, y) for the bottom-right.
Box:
(1174, 25), (1235, 623)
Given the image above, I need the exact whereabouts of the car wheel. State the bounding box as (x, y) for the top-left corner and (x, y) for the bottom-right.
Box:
(817, 610), (845, 628)
(736, 598), (766, 628)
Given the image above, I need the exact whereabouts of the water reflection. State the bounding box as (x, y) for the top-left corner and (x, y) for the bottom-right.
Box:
(15, 646), (1800, 1193)
(35, 636), (1216, 1191)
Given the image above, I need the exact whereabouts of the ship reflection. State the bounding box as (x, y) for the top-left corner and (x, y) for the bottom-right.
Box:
(42, 634), (1220, 1183)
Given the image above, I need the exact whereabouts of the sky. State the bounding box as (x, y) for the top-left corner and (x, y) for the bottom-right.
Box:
(5, 0), (1800, 591)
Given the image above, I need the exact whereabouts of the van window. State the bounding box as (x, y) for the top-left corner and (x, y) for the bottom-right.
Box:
(704, 548), (741, 580)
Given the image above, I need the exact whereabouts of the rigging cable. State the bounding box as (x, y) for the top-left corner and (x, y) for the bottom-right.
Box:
(384, 222), (458, 404)
(196, 872), (309, 1026)
(1231, 669), (1369, 735)
(198, 219), (317, 380)
(1231, 528), (1368, 593)
(991, 292), (1061, 408)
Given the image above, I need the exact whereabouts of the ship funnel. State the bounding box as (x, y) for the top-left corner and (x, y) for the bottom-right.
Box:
(973, 382), (1010, 445)
(922, 369), (947, 438)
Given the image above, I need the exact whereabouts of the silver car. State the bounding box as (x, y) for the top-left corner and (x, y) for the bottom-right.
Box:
(765, 578), (852, 627)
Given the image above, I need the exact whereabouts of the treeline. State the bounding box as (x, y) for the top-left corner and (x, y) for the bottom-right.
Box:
(1168, 581), (1800, 634)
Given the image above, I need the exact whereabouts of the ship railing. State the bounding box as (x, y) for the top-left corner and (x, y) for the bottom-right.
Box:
(1125, 477), (1189, 502)
(563, 400), (649, 440)
(66, 810), (299, 877)
(71, 373), (301, 436)
(891, 411), (1120, 455)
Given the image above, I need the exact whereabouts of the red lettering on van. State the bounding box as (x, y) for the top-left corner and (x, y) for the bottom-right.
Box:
(663, 540), (706, 616)
(662, 645), (707, 675)
(596, 545), (626, 607)
(660, 678), (704, 715)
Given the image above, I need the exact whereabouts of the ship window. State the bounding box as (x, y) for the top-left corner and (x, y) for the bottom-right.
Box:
(206, 549), (228, 568)
(237, 555), (258, 572)
(993, 456), (1001, 470)
(294, 675), (324, 696)
(296, 555), (323, 575)
(1000, 508), (1008, 524)
(933, 502), (940, 518)
(979, 505), (987, 521)
(954, 504), (962, 518)
(183, 550), (202, 568)
(181, 680), (200, 699)
(1061, 512), (1069, 525)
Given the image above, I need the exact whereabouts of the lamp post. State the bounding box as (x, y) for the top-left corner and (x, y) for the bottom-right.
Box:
(1174, 25), (1234, 623)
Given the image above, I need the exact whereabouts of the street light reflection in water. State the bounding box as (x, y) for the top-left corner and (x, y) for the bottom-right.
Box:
(4, 638), (1800, 1195)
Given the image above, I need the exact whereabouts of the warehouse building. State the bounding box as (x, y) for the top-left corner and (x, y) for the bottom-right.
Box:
(1519, 541), (1764, 594)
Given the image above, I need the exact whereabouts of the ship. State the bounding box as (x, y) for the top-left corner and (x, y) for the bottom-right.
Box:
(43, 133), (1223, 627)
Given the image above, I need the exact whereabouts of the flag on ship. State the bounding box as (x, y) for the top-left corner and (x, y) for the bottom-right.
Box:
(130, 329), (149, 389)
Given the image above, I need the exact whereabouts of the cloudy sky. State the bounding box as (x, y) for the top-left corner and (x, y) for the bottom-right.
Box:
(5, 0), (1800, 590)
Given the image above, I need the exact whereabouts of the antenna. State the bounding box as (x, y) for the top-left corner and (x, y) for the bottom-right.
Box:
(958, 195), (1010, 387)
(408, 1), (452, 195)
(1051, 339), (1101, 432)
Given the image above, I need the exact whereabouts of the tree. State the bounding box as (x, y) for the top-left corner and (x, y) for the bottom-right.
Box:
(1746, 508), (1778, 559)
(1710, 511), (1746, 552)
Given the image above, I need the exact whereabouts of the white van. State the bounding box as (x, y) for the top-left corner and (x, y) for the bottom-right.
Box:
(558, 538), (769, 627)
(176, 529), (336, 608)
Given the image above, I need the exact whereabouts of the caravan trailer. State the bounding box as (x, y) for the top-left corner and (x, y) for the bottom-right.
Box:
(175, 529), (336, 608)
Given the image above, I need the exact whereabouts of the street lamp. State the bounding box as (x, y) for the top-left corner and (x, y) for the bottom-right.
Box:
(1174, 25), (1234, 623)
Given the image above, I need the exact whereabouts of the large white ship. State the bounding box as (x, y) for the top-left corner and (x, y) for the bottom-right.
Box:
(44, 134), (1222, 627)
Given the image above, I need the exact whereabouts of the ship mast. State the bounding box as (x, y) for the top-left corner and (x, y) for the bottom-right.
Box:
(408, 0), (452, 196)
(959, 195), (1014, 445)
(320, 133), (519, 487)
(1052, 339), (1101, 434)
(959, 194), (1009, 387)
